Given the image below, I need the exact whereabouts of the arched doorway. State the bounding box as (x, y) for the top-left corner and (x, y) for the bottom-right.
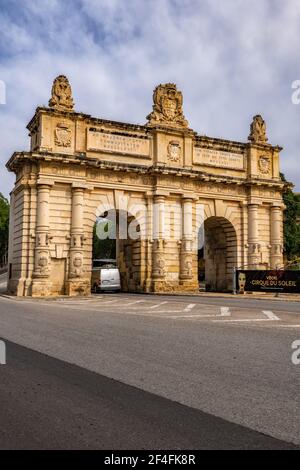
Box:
(198, 216), (237, 292)
(92, 209), (142, 293)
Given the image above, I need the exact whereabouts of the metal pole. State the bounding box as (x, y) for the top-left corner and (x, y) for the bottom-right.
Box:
(233, 266), (237, 295)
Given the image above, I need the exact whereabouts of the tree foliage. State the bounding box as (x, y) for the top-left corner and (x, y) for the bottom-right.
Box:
(281, 173), (300, 259)
(0, 193), (9, 266)
(92, 222), (116, 260)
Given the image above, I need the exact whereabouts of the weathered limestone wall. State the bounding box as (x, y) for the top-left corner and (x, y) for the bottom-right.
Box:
(6, 77), (285, 297)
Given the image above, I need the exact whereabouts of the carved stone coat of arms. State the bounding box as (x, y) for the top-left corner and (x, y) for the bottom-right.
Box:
(147, 83), (188, 127)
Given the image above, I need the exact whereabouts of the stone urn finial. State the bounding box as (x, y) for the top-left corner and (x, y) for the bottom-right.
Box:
(49, 75), (74, 111)
(248, 114), (268, 144)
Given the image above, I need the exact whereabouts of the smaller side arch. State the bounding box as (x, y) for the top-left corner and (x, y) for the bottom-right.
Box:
(202, 216), (238, 291)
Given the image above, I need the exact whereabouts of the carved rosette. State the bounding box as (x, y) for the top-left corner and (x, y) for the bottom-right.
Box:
(49, 75), (74, 111)
(147, 83), (188, 128)
(248, 115), (268, 144)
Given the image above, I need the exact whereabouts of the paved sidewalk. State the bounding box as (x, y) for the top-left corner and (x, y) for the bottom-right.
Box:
(1, 290), (300, 302)
(0, 270), (299, 302)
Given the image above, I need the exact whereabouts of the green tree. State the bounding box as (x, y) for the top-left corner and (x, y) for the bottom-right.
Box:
(281, 174), (300, 259)
(0, 193), (9, 267)
(92, 221), (116, 260)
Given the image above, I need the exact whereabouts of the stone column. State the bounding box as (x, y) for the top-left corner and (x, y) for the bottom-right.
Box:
(152, 195), (166, 282)
(179, 197), (194, 280)
(144, 193), (153, 292)
(270, 204), (283, 268)
(67, 184), (88, 295)
(247, 203), (261, 269)
(32, 181), (52, 296)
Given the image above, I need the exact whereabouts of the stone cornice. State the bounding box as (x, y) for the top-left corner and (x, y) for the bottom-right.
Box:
(27, 106), (148, 134)
(194, 134), (246, 151)
(6, 151), (285, 190)
(194, 135), (283, 152)
(25, 107), (283, 152)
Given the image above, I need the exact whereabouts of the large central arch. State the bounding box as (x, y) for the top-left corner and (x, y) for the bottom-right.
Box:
(92, 209), (143, 292)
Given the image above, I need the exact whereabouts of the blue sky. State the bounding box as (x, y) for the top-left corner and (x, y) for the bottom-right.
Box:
(1, 0), (300, 197)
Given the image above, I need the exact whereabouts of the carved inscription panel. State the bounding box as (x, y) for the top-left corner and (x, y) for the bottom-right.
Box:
(87, 130), (150, 157)
(193, 147), (245, 170)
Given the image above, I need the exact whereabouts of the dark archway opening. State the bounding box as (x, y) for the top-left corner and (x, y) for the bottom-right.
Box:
(198, 217), (237, 292)
(92, 210), (141, 293)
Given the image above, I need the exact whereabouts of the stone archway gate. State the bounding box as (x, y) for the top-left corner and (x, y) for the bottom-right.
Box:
(6, 76), (285, 296)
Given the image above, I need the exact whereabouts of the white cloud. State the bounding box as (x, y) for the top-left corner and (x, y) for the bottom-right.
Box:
(1, 0), (300, 198)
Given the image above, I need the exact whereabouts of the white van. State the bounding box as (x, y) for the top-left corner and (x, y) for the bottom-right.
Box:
(92, 259), (121, 293)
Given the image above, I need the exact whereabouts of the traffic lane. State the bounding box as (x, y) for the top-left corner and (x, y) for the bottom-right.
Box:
(115, 293), (300, 314)
(30, 295), (299, 324)
(0, 296), (299, 445)
(3, 292), (300, 314)
(0, 340), (297, 450)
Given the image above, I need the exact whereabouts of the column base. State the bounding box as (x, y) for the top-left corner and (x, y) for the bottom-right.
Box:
(31, 279), (52, 297)
(179, 279), (199, 292)
(270, 256), (283, 269)
(65, 279), (91, 296)
(151, 279), (199, 293)
(7, 278), (25, 296)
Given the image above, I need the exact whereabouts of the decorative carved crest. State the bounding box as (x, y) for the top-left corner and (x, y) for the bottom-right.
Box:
(167, 140), (181, 162)
(54, 122), (72, 147)
(49, 75), (74, 111)
(147, 83), (188, 127)
(258, 155), (271, 175)
(248, 115), (268, 144)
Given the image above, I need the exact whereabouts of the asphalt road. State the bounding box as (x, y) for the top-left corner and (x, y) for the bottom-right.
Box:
(0, 293), (299, 448)
(0, 339), (297, 450)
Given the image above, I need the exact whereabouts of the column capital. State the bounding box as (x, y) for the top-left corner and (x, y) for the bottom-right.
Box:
(247, 200), (260, 207)
(36, 178), (54, 187)
(271, 202), (284, 209)
(71, 182), (89, 190)
(181, 194), (196, 202)
(153, 189), (169, 197)
(153, 194), (166, 203)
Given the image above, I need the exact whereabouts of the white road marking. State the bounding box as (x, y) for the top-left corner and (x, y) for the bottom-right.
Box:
(149, 301), (168, 309)
(212, 318), (276, 323)
(95, 299), (120, 305)
(262, 310), (280, 321)
(167, 314), (214, 318)
(166, 306), (232, 319)
(274, 324), (300, 328)
(213, 309), (281, 323)
(121, 299), (146, 306)
(220, 307), (231, 316)
(144, 310), (186, 314)
(184, 303), (196, 312)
